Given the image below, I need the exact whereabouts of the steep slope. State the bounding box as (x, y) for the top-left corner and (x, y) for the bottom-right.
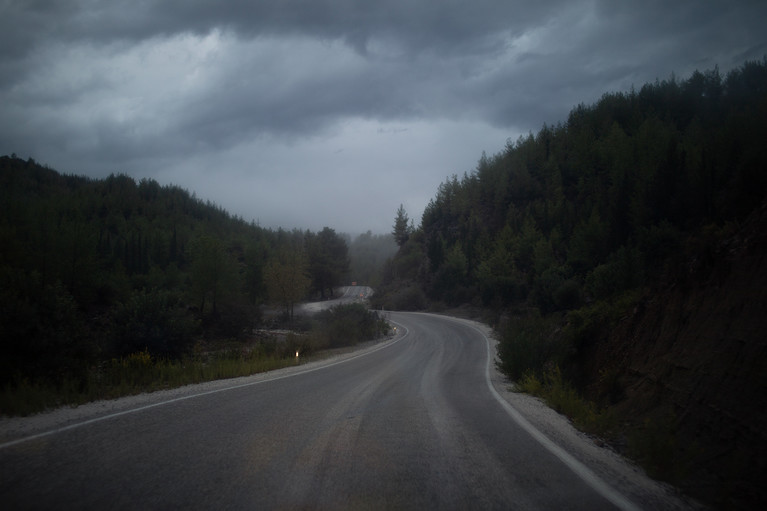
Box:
(590, 200), (767, 508)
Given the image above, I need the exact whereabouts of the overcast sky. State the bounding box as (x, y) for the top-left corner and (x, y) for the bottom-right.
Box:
(2, 1), (765, 235)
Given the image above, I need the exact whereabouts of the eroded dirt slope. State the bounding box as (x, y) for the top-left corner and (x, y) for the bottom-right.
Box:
(589, 201), (767, 509)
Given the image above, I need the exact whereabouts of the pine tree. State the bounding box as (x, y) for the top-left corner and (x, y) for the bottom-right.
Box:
(392, 204), (411, 247)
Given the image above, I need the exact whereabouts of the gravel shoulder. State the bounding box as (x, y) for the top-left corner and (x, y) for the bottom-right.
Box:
(445, 315), (707, 511)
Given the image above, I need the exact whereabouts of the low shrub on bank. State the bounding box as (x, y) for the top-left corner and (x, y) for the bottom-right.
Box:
(497, 312), (566, 382)
(0, 347), (299, 416)
(518, 366), (617, 438)
(314, 303), (390, 349)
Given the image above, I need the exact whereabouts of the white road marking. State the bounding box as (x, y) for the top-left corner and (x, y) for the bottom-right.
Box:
(452, 318), (642, 511)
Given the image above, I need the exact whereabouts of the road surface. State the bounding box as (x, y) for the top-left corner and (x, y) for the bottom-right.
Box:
(297, 285), (373, 314)
(0, 311), (639, 510)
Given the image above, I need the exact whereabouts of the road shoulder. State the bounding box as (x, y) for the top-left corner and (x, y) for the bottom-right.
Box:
(443, 315), (705, 511)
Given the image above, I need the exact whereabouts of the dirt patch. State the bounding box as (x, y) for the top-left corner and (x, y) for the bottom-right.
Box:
(586, 201), (767, 509)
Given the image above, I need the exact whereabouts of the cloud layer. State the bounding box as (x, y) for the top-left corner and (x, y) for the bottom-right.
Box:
(2, 1), (765, 233)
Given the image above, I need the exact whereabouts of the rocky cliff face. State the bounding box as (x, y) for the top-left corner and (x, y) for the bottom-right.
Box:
(589, 201), (767, 509)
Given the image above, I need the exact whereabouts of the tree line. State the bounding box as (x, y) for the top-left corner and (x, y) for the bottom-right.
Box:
(0, 161), (390, 389)
(377, 59), (767, 314)
(373, 61), (767, 503)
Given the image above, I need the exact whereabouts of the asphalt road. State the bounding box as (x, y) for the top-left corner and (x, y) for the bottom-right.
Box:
(0, 311), (638, 510)
(297, 285), (373, 314)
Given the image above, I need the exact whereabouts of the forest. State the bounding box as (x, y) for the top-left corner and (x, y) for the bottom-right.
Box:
(0, 161), (394, 403)
(378, 59), (767, 314)
(374, 59), (767, 507)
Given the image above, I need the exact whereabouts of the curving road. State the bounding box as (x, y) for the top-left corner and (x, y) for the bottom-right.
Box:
(297, 285), (374, 314)
(0, 312), (637, 510)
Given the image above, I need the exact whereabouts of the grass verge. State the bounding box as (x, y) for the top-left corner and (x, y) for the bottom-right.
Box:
(0, 348), (301, 417)
(2, 303), (392, 418)
(517, 366), (617, 438)
(501, 297), (695, 489)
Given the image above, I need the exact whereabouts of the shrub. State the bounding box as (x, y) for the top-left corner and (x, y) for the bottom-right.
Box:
(497, 313), (565, 381)
(371, 283), (427, 311)
(627, 415), (690, 483)
(529, 266), (565, 312)
(315, 303), (389, 348)
(565, 290), (640, 351)
(109, 288), (198, 358)
(518, 366), (617, 438)
(391, 285), (427, 310)
(283, 333), (311, 357)
(584, 245), (643, 301)
(0, 269), (94, 387)
(206, 300), (253, 340)
(553, 278), (582, 310)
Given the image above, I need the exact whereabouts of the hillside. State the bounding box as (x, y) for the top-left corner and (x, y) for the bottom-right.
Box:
(592, 199), (767, 507)
(0, 158), (365, 394)
(374, 59), (767, 509)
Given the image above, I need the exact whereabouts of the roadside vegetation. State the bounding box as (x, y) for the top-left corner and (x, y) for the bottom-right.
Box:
(0, 156), (396, 416)
(1, 303), (390, 416)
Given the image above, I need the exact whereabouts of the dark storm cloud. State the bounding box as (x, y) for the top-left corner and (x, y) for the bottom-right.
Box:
(2, 0), (562, 135)
(470, 0), (767, 130)
(38, 1), (563, 50)
(3, 0), (548, 61)
(4, 1), (764, 136)
(1, 0), (765, 232)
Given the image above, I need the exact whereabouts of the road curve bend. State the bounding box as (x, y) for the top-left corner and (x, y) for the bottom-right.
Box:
(0, 311), (641, 510)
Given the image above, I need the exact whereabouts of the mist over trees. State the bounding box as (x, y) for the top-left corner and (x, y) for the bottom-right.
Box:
(264, 247), (310, 320)
(348, 231), (398, 288)
(305, 227), (349, 299)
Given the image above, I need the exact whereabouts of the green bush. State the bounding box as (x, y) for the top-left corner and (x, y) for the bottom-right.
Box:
(315, 303), (389, 348)
(627, 414), (693, 483)
(565, 290), (640, 351)
(637, 221), (682, 273)
(206, 300), (255, 340)
(0, 269), (95, 387)
(497, 313), (565, 381)
(518, 366), (617, 437)
(391, 285), (428, 311)
(584, 245), (643, 301)
(0, 345), (302, 416)
(283, 332), (317, 358)
(109, 288), (198, 358)
(584, 261), (619, 301)
(553, 278), (582, 310)
(371, 284), (428, 311)
(529, 267), (565, 312)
